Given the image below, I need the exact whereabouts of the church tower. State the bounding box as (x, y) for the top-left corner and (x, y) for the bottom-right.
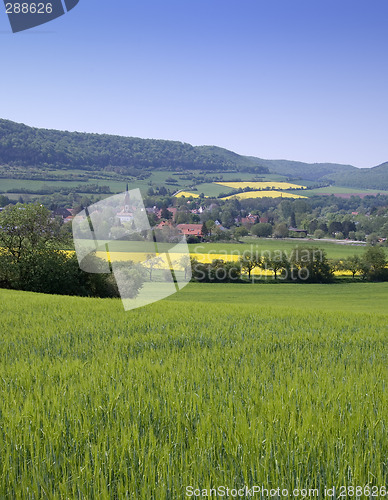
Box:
(124, 183), (130, 212)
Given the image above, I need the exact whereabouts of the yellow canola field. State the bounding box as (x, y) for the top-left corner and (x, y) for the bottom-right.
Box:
(174, 191), (199, 198)
(94, 251), (274, 276)
(216, 181), (306, 190)
(72, 250), (351, 276)
(222, 191), (307, 200)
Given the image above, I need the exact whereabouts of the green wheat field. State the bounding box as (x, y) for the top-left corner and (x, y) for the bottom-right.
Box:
(0, 284), (387, 498)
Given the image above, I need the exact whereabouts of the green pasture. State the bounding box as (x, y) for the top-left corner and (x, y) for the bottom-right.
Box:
(0, 284), (387, 498)
(289, 185), (388, 197)
(0, 170), (193, 196)
(0, 178), (86, 191)
(193, 182), (227, 197)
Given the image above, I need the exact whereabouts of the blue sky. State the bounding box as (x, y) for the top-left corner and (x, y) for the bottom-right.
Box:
(1, 0), (387, 168)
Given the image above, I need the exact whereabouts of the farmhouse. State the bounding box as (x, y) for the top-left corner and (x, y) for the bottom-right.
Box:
(241, 214), (260, 226)
(156, 220), (174, 229)
(156, 207), (177, 219)
(176, 223), (203, 238)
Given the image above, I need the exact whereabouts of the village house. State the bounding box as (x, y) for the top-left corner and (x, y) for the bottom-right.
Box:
(240, 214), (260, 226)
(176, 223), (203, 238)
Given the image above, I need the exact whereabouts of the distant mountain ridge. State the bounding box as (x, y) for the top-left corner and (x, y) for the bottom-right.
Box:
(0, 118), (387, 188)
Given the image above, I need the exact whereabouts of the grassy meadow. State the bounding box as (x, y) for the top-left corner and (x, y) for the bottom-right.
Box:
(0, 283), (387, 498)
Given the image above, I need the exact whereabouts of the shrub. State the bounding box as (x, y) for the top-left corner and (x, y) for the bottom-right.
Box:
(313, 229), (325, 239)
(251, 223), (273, 237)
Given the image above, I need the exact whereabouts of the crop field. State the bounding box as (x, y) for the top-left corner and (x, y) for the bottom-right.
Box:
(215, 182), (306, 190)
(174, 191), (200, 198)
(222, 191), (308, 200)
(0, 284), (387, 498)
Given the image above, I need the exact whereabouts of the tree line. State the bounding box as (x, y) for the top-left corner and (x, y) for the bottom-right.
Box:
(190, 247), (388, 283)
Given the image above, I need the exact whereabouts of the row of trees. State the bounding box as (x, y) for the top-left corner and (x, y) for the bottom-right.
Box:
(191, 246), (388, 283)
(191, 248), (333, 283)
(333, 247), (388, 280)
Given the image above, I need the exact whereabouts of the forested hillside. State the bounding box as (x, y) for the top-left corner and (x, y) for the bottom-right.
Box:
(246, 157), (358, 181)
(0, 119), (267, 174)
(328, 161), (388, 190)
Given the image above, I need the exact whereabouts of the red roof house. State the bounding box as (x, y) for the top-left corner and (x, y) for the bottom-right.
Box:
(176, 223), (203, 237)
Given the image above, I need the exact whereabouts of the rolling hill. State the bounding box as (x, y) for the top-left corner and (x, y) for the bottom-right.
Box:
(0, 118), (387, 189)
(327, 161), (388, 190)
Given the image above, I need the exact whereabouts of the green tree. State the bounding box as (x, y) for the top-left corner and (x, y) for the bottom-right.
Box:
(260, 251), (289, 279)
(0, 203), (68, 276)
(233, 226), (249, 240)
(366, 233), (379, 246)
(290, 247), (333, 283)
(143, 254), (164, 281)
(314, 229), (325, 239)
(251, 223), (273, 237)
(160, 207), (172, 219)
(342, 255), (362, 279)
(0, 195), (11, 207)
(205, 220), (216, 236)
(0, 203), (122, 297)
(328, 221), (343, 236)
(179, 255), (192, 281)
(273, 223), (289, 238)
(360, 246), (387, 280)
(309, 219), (318, 234)
(221, 209), (235, 228)
(280, 200), (293, 219)
(239, 251), (261, 279)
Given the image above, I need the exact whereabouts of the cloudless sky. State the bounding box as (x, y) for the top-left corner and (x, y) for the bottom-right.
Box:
(1, 0), (387, 168)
